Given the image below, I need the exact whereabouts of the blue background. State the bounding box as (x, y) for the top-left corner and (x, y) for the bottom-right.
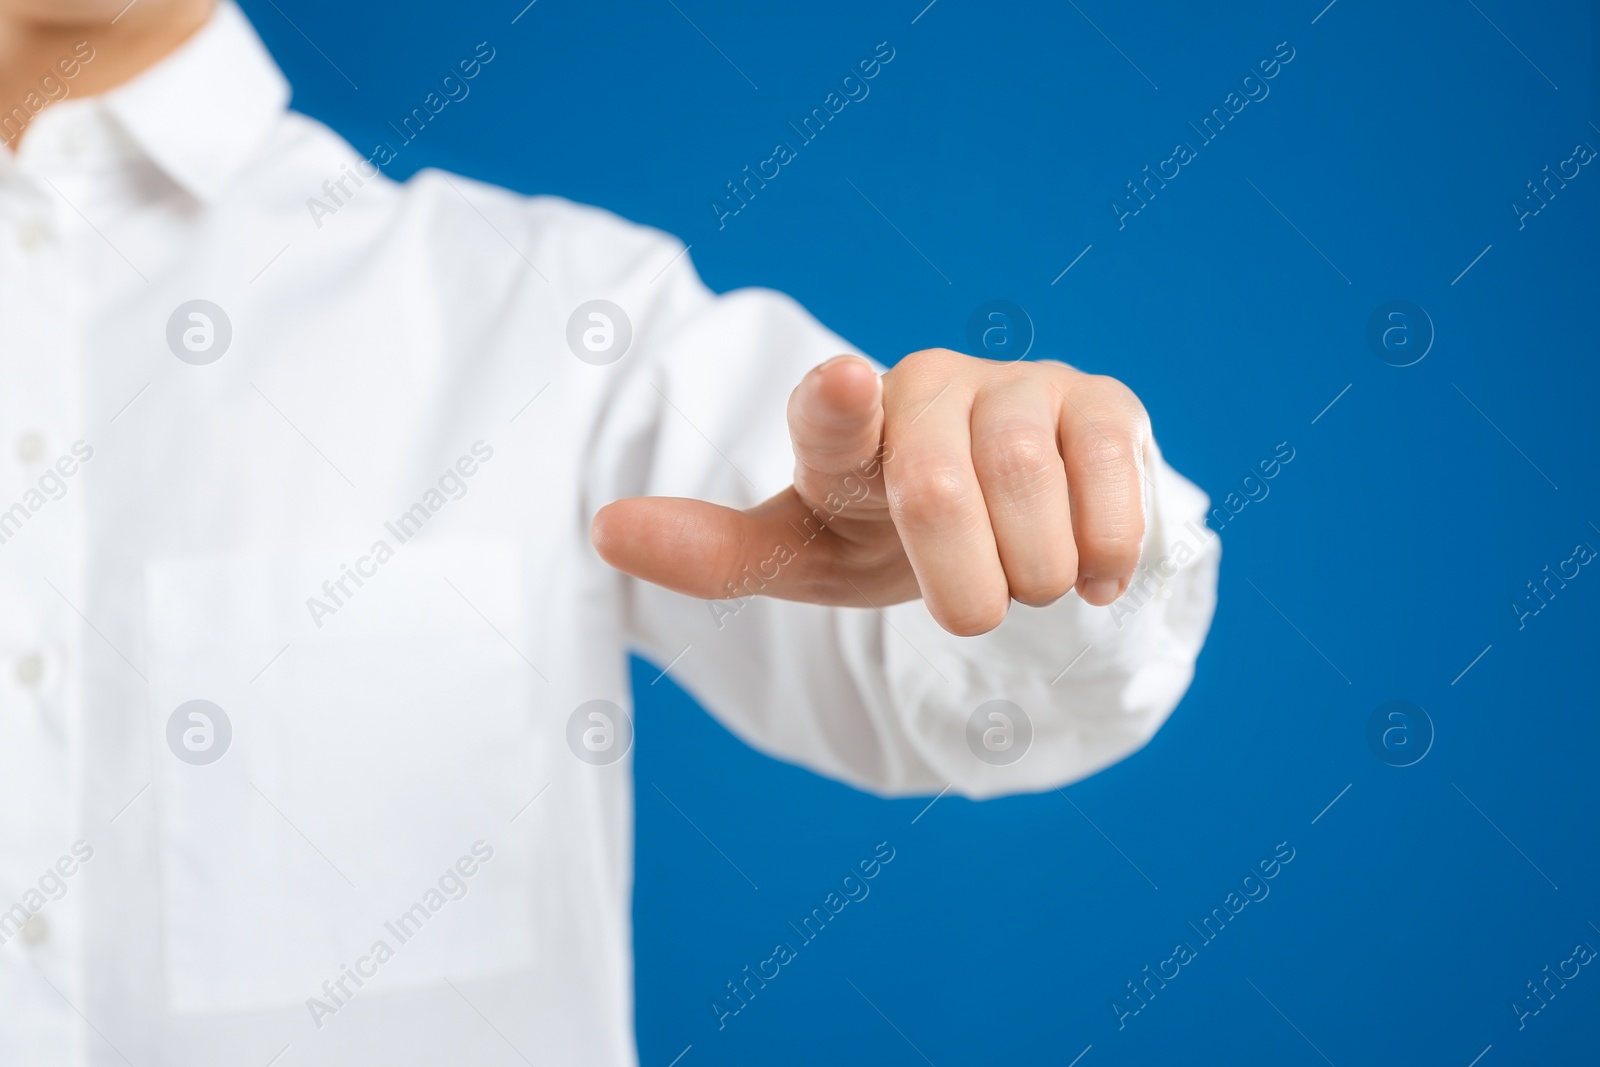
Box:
(244, 0), (1598, 1062)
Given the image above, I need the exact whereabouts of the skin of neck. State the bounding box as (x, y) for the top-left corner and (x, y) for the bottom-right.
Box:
(0, 0), (213, 148)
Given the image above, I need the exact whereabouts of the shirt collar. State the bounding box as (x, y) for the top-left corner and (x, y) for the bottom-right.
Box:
(95, 0), (291, 203)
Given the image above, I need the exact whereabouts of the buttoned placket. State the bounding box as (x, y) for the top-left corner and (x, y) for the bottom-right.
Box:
(0, 125), (93, 1064)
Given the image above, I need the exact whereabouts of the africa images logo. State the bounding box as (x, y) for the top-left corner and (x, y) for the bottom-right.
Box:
(166, 700), (232, 765)
(166, 300), (233, 365)
(566, 700), (633, 766)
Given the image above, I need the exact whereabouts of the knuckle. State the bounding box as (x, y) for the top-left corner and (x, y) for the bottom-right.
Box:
(982, 429), (1057, 486)
(890, 464), (973, 529)
(893, 347), (958, 382)
(1084, 374), (1150, 429)
(1036, 357), (1081, 374)
(1084, 371), (1135, 404)
(1084, 433), (1131, 473)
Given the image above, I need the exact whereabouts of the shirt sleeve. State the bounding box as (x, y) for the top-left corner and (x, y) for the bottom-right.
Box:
(582, 224), (1220, 800)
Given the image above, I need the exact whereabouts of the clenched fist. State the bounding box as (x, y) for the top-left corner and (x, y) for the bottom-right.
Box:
(591, 349), (1151, 636)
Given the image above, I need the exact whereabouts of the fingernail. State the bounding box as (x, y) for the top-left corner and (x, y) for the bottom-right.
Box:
(1080, 577), (1123, 605)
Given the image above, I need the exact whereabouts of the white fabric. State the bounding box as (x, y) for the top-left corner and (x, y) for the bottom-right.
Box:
(0, 4), (1219, 1064)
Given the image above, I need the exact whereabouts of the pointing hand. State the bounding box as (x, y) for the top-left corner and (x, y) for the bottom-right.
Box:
(591, 349), (1150, 636)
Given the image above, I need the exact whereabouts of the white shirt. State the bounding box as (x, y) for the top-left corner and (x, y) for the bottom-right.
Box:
(0, 5), (1218, 1064)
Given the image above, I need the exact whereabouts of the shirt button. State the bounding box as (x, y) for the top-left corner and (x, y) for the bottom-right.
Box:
(15, 652), (44, 687)
(18, 912), (48, 946)
(16, 432), (45, 464)
(16, 217), (53, 252)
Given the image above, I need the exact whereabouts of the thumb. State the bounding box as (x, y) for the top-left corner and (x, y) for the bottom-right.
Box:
(590, 489), (832, 601)
(788, 354), (887, 511)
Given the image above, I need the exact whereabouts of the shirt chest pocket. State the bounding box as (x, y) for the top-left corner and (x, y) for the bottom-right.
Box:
(144, 541), (545, 1017)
